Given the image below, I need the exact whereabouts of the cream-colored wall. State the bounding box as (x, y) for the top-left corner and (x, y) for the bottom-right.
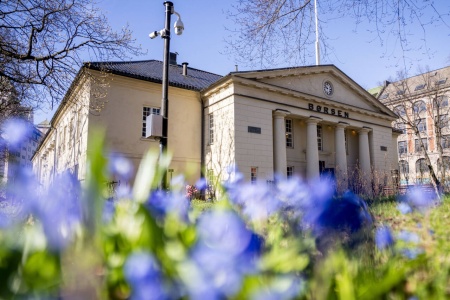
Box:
(88, 73), (202, 184)
(32, 75), (90, 187)
(234, 96), (274, 181)
(204, 94), (235, 183)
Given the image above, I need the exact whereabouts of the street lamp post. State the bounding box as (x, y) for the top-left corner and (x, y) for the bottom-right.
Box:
(149, 1), (184, 189)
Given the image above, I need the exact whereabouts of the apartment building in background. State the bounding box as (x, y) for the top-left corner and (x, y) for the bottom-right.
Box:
(377, 66), (450, 187)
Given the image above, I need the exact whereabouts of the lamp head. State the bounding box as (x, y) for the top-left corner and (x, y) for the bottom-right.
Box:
(174, 18), (184, 35)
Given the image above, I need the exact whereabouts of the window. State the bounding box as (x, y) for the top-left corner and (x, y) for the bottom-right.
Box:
(287, 166), (294, 179)
(435, 78), (447, 86)
(142, 107), (160, 137)
(415, 138), (428, 152)
(285, 119), (293, 148)
(396, 90), (405, 96)
(395, 123), (406, 134)
(439, 115), (448, 129)
(317, 125), (323, 151)
(438, 95), (449, 108)
(399, 160), (409, 175)
(415, 158), (428, 184)
(415, 118), (427, 133)
(441, 135), (450, 149)
(251, 167), (258, 183)
(379, 93), (389, 100)
(398, 141), (407, 155)
(437, 157), (450, 172)
(413, 101), (426, 114)
(208, 113), (214, 144)
(394, 105), (406, 117)
(415, 84), (426, 91)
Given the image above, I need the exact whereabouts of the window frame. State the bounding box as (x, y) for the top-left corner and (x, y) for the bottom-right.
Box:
(142, 106), (161, 138)
(317, 125), (323, 151)
(413, 101), (426, 114)
(208, 113), (214, 145)
(285, 119), (293, 148)
(414, 138), (428, 152)
(398, 141), (407, 155)
(287, 166), (294, 179)
(250, 167), (258, 184)
(394, 105), (406, 117)
(441, 135), (450, 149)
(415, 118), (427, 133)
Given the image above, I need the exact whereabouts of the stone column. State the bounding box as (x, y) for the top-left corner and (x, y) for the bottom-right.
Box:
(273, 110), (289, 178)
(306, 118), (320, 180)
(335, 123), (348, 190)
(358, 127), (372, 177)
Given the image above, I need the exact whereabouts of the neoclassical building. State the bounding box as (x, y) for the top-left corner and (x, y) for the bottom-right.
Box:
(33, 56), (399, 191)
(378, 66), (450, 187)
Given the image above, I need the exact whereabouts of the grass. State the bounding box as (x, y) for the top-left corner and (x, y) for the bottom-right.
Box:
(190, 199), (215, 213)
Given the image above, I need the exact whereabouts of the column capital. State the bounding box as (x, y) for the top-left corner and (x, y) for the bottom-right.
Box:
(336, 122), (349, 129)
(273, 110), (290, 118)
(306, 117), (321, 125)
(358, 127), (372, 134)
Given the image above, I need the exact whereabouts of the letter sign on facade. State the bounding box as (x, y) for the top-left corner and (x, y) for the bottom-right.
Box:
(308, 103), (349, 118)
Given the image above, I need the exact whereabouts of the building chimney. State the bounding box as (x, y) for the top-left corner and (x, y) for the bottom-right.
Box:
(182, 62), (188, 76)
(169, 52), (177, 65)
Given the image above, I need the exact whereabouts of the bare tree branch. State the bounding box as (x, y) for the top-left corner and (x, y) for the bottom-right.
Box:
(226, 0), (450, 69)
(0, 0), (144, 111)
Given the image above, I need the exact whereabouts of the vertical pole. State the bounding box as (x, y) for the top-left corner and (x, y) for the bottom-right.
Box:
(314, 0), (320, 65)
(160, 1), (173, 189)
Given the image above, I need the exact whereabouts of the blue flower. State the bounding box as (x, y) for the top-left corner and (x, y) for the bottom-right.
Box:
(34, 171), (82, 250)
(403, 186), (438, 212)
(102, 199), (116, 223)
(304, 189), (372, 237)
(375, 226), (394, 250)
(400, 248), (424, 259)
(250, 275), (304, 300)
(1, 118), (33, 150)
(397, 230), (420, 244)
(195, 177), (208, 191)
(197, 210), (252, 255)
(233, 182), (280, 221)
(146, 190), (189, 222)
(186, 210), (263, 298)
(108, 153), (134, 182)
(397, 202), (412, 214)
(124, 251), (168, 300)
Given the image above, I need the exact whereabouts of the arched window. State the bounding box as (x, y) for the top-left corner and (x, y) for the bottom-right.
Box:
(394, 105), (406, 117)
(415, 158), (429, 184)
(413, 100), (426, 114)
(399, 160), (410, 185)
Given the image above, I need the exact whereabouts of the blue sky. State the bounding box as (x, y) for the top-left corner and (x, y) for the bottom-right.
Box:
(35, 0), (450, 123)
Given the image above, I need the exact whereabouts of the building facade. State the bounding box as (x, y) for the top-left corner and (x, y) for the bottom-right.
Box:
(33, 58), (399, 192)
(378, 66), (450, 187)
(204, 66), (399, 192)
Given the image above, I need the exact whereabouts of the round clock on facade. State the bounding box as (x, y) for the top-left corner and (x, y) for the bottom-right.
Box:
(323, 81), (333, 96)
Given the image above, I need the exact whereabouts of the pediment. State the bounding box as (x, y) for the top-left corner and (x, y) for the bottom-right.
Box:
(233, 65), (396, 117)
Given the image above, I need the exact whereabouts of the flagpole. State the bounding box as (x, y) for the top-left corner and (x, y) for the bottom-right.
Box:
(314, 0), (320, 65)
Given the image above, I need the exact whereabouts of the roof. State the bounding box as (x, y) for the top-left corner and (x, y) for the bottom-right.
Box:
(378, 65), (450, 103)
(86, 60), (222, 91)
